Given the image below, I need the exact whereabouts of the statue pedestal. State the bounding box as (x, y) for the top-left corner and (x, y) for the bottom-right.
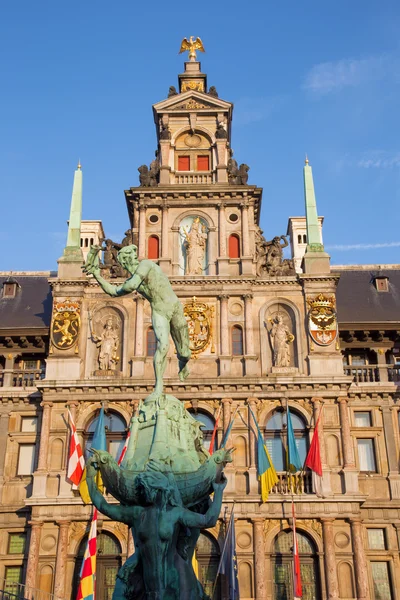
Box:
(271, 366), (298, 374)
(93, 369), (121, 377)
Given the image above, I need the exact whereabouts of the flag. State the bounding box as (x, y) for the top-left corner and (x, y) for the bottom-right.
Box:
(219, 509), (240, 600)
(117, 429), (131, 466)
(220, 406), (239, 449)
(209, 406), (222, 455)
(76, 509), (97, 600)
(292, 501), (302, 599)
(192, 548), (199, 579)
(249, 406), (278, 501)
(80, 408), (107, 504)
(287, 405), (302, 473)
(67, 411), (85, 485)
(304, 410), (323, 496)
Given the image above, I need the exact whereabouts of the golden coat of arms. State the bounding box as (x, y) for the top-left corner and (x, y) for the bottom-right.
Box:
(51, 298), (81, 350)
(307, 294), (338, 346)
(184, 297), (214, 357)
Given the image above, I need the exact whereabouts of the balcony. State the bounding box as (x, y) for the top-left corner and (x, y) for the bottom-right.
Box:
(174, 171), (214, 185)
(344, 364), (400, 383)
(0, 369), (45, 388)
(271, 471), (313, 495)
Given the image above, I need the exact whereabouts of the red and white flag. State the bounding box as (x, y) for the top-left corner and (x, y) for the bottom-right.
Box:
(208, 405), (222, 456)
(117, 429), (131, 466)
(292, 501), (303, 599)
(67, 410), (85, 485)
(304, 409), (323, 497)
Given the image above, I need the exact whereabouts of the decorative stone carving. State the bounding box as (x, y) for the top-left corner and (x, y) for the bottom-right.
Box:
(89, 310), (122, 375)
(215, 123), (227, 139)
(208, 86), (219, 98)
(51, 299), (81, 350)
(181, 217), (208, 275)
(159, 122), (171, 140)
(138, 157), (160, 187)
(255, 230), (295, 277)
(99, 231), (133, 279)
(184, 297), (215, 357)
(227, 154), (250, 185)
(268, 315), (295, 368)
(307, 294), (338, 346)
(168, 86), (178, 97)
(302, 519), (322, 537)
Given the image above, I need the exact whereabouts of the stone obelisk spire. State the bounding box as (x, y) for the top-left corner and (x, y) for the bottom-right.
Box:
(302, 157), (330, 273)
(58, 162), (84, 277)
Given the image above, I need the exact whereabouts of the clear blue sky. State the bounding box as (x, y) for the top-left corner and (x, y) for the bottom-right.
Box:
(1, 1), (400, 270)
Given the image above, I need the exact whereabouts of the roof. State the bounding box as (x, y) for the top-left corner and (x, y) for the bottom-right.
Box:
(335, 266), (400, 325)
(0, 274), (53, 330)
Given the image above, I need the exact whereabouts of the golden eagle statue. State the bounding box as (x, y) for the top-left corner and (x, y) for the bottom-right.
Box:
(179, 36), (205, 61)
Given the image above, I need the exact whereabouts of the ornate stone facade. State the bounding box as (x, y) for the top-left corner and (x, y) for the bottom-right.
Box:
(0, 55), (400, 600)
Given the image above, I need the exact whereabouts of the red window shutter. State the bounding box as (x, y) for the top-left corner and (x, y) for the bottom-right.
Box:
(178, 156), (190, 171)
(228, 234), (240, 258)
(197, 155), (209, 171)
(148, 236), (159, 259)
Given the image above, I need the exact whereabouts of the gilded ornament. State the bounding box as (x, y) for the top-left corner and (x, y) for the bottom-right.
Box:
(307, 294), (338, 347)
(184, 297), (214, 357)
(185, 99), (206, 110)
(181, 81), (205, 93)
(179, 36), (205, 62)
(51, 299), (81, 350)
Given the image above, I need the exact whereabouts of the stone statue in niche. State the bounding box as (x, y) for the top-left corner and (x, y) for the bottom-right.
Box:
(269, 314), (295, 367)
(89, 313), (121, 375)
(182, 218), (208, 275)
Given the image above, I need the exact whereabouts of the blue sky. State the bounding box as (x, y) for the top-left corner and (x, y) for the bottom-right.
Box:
(1, 1), (400, 270)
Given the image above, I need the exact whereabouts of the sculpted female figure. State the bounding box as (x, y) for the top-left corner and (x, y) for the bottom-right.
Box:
(183, 218), (207, 275)
(93, 317), (119, 371)
(269, 314), (294, 367)
(86, 458), (227, 600)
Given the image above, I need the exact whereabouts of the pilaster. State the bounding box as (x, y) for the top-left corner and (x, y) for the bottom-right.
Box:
(338, 398), (359, 494)
(32, 401), (53, 498)
(321, 518), (339, 599)
(350, 518), (370, 600)
(25, 521), (43, 591)
(252, 518), (266, 600)
(54, 521), (71, 600)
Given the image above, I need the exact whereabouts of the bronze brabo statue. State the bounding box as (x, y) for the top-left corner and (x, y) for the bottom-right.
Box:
(83, 245), (231, 600)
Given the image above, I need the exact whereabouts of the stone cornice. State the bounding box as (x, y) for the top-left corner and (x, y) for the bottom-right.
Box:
(48, 276), (302, 289)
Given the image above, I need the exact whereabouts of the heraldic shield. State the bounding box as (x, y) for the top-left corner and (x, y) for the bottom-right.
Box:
(51, 298), (81, 350)
(307, 293), (338, 346)
(184, 297), (214, 357)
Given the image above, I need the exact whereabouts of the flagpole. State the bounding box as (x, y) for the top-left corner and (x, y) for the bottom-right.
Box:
(220, 405), (240, 449)
(211, 501), (236, 600)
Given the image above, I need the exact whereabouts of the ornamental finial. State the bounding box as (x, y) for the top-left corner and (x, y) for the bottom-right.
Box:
(179, 37), (205, 62)
(305, 155), (309, 165)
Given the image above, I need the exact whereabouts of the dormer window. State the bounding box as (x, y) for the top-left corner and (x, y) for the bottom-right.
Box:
(374, 276), (389, 292)
(2, 277), (19, 299)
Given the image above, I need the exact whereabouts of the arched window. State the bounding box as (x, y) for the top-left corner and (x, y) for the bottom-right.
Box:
(85, 411), (127, 462)
(148, 235), (159, 259)
(303, 234), (307, 244)
(189, 411), (217, 452)
(265, 410), (308, 472)
(273, 530), (320, 600)
(297, 234), (302, 244)
(196, 532), (221, 600)
(74, 532), (122, 600)
(228, 234), (240, 259)
(147, 328), (157, 356)
(232, 325), (243, 356)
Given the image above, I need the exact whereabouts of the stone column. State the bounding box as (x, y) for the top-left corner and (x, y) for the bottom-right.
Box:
(373, 347), (389, 382)
(350, 518), (370, 600)
(66, 401), (78, 423)
(243, 294), (254, 355)
(138, 203), (146, 259)
(135, 297), (144, 357)
(338, 399), (356, 467)
(222, 398), (232, 435)
(381, 406), (400, 498)
(25, 521), (43, 592)
(252, 519), (266, 600)
(54, 521), (70, 600)
(161, 203), (169, 258)
(218, 203), (227, 257)
(37, 401), (53, 471)
(241, 202), (250, 256)
(321, 519), (339, 599)
(220, 295), (229, 356)
(2, 353), (20, 387)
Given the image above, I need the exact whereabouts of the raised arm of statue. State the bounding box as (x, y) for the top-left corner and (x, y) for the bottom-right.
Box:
(178, 475), (227, 529)
(87, 460), (138, 525)
(280, 235), (289, 249)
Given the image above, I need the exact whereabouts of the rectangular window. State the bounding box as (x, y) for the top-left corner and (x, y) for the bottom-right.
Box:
(371, 562), (392, 600)
(8, 533), (26, 554)
(197, 155), (209, 171)
(355, 412), (372, 427)
(4, 567), (23, 591)
(368, 529), (386, 550)
(21, 416), (38, 432)
(178, 156), (190, 171)
(265, 437), (285, 472)
(357, 439), (377, 472)
(17, 443), (36, 475)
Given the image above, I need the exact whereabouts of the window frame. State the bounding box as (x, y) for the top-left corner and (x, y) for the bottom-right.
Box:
(8, 532), (27, 555)
(231, 325), (244, 356)
(356, 437), (378, 473)
(16, 443), (36, 476)
(264, 409), (309, 473)
(146, 328), (157, 357)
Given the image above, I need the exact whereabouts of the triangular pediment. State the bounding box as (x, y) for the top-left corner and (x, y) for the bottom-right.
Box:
(153, 91), (232, 113)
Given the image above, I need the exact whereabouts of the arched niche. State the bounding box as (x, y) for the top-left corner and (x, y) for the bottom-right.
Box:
(178, 215), (209, 276)
(196, 531), (221, 600)
(49, 438), (64, 470)
(85, 305), (126, 378)
(238, 562), (253, 598)
(338, 562), (355, 598)
(259, 299), (304, 375)
(171, 125), (216, 147)
(233, 435), (248, 468)
(39, 565), (54, 596)
(326, 434), (341, 467)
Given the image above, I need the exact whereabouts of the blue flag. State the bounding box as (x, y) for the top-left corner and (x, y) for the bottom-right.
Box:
(220, 509), (240, 600)
(91, 407), (107, 452)
(287, 405), (302, 472)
